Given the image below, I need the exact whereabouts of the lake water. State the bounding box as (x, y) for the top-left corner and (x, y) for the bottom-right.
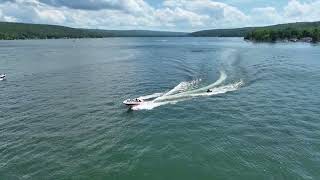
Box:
(1, 38), (320, 179)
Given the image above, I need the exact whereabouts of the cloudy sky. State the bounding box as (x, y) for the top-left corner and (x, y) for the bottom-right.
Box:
(0, 0), (320, 31)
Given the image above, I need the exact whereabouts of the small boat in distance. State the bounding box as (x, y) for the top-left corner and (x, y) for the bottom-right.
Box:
(123, 98), (144, 107)
(0, 74), (6, 81)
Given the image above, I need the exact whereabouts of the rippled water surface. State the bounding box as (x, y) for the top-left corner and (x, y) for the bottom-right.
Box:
(1, 38), (320, 179)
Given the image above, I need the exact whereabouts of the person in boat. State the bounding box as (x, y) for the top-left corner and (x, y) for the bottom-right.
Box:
(207, 89), (212, 93)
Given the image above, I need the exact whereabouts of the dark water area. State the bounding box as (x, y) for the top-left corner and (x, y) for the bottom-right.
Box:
(0, 38), (320, 179)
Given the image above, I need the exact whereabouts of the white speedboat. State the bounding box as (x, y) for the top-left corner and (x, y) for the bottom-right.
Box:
(0, 74), (6, 81)
(123, 98), (144, 107)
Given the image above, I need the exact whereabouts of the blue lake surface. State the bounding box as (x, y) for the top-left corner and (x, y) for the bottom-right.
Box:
(0, 37), (320, 179)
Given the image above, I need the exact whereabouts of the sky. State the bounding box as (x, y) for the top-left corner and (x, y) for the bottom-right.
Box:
(0, 0), (320, 32)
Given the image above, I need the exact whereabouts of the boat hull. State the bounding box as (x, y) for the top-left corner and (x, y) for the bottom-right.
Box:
(123, 99), (144, 107)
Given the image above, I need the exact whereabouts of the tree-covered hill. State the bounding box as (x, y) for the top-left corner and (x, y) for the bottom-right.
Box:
(191, 21), (320, 42)
(0, 22), (106, 39)
(0, 21), (320, 42)
(190, 27), (255, 37)
(191, 21), (320, 37)
(244, 22), (320, 42)
(0, 22), (187, 40)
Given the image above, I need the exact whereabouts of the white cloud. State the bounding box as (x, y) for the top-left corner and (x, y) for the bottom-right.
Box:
(155, 7), (209, 27)
(0, 8), (17, 22)
(38, 0), (122, 10)
(163, 0), (249, 28)
(249, 0), (320, 26)
(34, 8), (66, 23)
(251, 7), (282, 25)
(0, 0), (319, 31)
(283, 0), (320, 21)
(284, 0), (311, 18)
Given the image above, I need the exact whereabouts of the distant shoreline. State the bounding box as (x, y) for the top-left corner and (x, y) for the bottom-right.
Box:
(0, 36), (318, 44)
(0, 37), (318, 44)
(245, 38), (319, 44)
(0, 21), (320, 41)
(245, 32), (319, 43)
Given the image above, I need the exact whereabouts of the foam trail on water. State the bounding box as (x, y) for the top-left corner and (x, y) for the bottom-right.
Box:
(131, 101), (178, 111)
(155, 80), (243, 102)
(185, 71), (227, 94)
(131, 81), (243, 111)
(191, 80), (243, 97)
(129, 71), (243, 111)
(155, 71), (226, 102)
(161, 79), (201, 97)
(138, 93), (164, 100)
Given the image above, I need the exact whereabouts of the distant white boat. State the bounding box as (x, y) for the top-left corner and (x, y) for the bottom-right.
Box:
(0, 74), (6, 81)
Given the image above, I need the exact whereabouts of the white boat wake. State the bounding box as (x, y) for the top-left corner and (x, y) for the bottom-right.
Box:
(130, 71), (243, 110)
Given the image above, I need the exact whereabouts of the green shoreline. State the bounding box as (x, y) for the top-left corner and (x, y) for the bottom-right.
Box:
(0, 21), (320, 42)
(244, 28), (320, 43)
